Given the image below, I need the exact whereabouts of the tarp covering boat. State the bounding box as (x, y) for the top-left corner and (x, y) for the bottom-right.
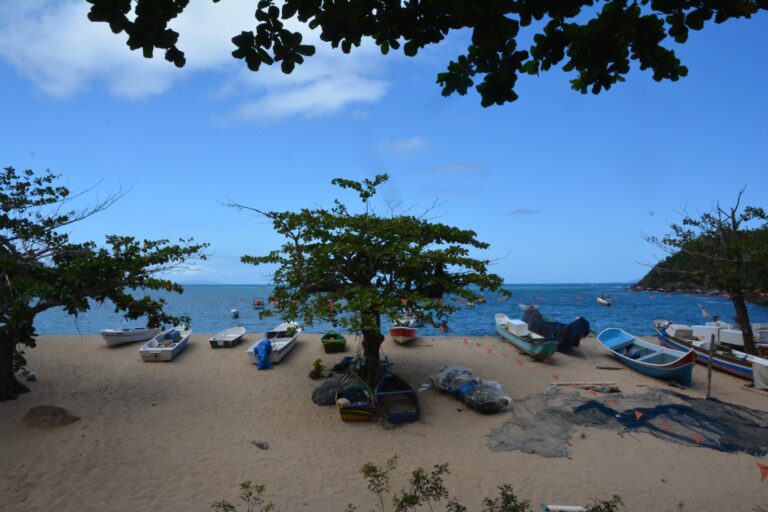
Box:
(255, 339), (273, 370)
(423, 367), (510, 414)
(522, 308), (591, 352)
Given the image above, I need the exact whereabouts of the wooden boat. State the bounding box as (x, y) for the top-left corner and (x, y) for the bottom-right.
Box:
(321, 330), (347, 353)
(100, 327), (162, 347)
(596, 295), (613, 306)
(246, 321), (301, 364)
(596, 328), (696, 386)
(495, 313), (558, 361)
(654, 319), (768, 380)
(139, 326), (192, 362)
(209, 326), (247, 348)
(336, 372), (376, 422)
(389, 326), (417, 345)
(375, 371), (419, 423)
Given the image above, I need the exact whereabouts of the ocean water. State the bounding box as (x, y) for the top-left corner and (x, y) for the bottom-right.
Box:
(33, 283), (768, 337)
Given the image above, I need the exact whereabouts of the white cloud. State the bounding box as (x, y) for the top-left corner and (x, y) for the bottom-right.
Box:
(0, 0), (390, 119)
(432, 162), (484, 175)
(377, 136), (428, 155)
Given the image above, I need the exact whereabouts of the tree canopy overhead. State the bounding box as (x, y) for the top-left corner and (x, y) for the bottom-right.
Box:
(230, 174), (503, 383)
(86, 0), (766, 106)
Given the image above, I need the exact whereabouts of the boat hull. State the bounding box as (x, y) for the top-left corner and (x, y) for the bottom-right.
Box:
(139, 327), (191, 362)
(246, 322), (301, 364)
(321, 331), (347, 353)
(336, 373), (375, 422)
(101, 328), (162, 347)
(209, 326), (247, 349)
(495, 314), (558, 361)
(390, 326), (417, 345)
(375, 372), (419, 424)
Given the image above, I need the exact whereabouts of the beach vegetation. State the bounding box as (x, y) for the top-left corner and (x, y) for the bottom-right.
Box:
(87, 0), (766, 107)
(229, 174), (502, 385)
(647, 188), (768, 354)
(211, 481), (273, 512)
(0, 167), (207, 401)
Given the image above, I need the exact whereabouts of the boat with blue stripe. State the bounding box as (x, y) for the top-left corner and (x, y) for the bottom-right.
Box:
(597, 328), (697, 386)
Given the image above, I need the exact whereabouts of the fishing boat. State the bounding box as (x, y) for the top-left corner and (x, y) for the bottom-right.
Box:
(596, 328), (696, 386)
(321, 330), (347, 353)
(252, 298), (265, 309)
(139, 326), (192, 362)
(654, 319), (768, 380)
(100, 327), (162, 347)
(246, 321), (302, 364)
(209, 326), (247, 348)
(389, 325), (417, 345)
(336, 372), (376, 422)
(375, 371), (419, 423)
(596, 295), (613, 306)
(495, 313), (558, 361)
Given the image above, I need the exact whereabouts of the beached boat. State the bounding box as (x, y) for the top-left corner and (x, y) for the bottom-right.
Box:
(389, 325), (417, 345)
(336, 372), (376, 422)
(100, 327), (162, 347)
(495, 313), (558, 361)
(246, 321), (302, 364)
(596, 295), (613, 306)
(596, 328), (696, 386)
(139, 326), (192, 362)
(654, 319), (768, 380)
(321, 330), (347, 353)
(209, 326), (247, 348)
(375, 371), (419, 423)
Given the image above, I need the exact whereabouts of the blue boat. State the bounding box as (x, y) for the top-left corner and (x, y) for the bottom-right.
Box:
(596, 328), (697, 386)
(375, 371), (419, 423)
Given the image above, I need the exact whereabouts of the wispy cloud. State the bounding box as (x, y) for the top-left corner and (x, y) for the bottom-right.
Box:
(0, 0), (390, 120)
(432, 162), (484, 175)
(377, 136), (428, 156)
(509, 208), (542, 216)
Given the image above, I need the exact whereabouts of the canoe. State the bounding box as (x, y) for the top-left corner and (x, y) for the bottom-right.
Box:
(209, 326), (247, 348)
(336, 372), (376, 422)
(139, 326), (192, 362)
(390, 326), (417, 345)
(654, 319), (768, 380)
(375, 371), (419, 424)
(495, 313), (558, 361)
(100, 327), (162, 347)
(246, 321), (302, 364)
(321, 330), (347, 353)
(596, 328), (696, 386)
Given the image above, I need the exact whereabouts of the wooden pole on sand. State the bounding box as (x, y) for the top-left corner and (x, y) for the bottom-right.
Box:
(706, 334), (715, 399)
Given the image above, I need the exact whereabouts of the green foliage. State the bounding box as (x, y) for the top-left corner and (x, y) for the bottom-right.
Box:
(211, 481), (273, 512)
(87, 0), (766, 107)
(585, 495), (624, 512)
(393, 463), (451, 512)
(361, 455), (398, 512)
(0, 167), (207, 400)
(481, 485), (530, 512)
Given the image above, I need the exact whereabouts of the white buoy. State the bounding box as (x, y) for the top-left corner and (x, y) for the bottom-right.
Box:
(231, 308), (239, 319)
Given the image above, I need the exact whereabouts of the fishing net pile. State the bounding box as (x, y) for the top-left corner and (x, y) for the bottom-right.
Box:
(422, 367), (511, 414)
(488, 387), (768, 458)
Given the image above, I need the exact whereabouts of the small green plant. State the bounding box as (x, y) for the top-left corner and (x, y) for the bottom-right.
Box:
(360, 455), (398, 512)
(309, 358), (327, 379)
(481, 485), (530, 512)
(393, 463), (452, 512)
(211, 481), (273, 512)
(585, 495), (624, 512)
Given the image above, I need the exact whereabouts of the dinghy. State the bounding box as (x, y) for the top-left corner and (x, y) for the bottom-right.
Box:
(336, 372), (376, 422)
(100, 327), (162, 347)
(495, 313), (558, 361)
(389, 326), (417, 345)
(596, 295), (613, 306)
(246, 321), (301, 364)
(597, 328), (696, 386)
(209, 326), (247, 348)
(321, 330), (347, 353)
(375, 371), (419, 423)
(139, 326), (192, 362)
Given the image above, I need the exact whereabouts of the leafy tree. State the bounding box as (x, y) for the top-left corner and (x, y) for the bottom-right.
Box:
(0, 167), (207, 401)
(648, 189), (768, 354)
(229, 174), (502, 384)
(85, 0), (766, 107)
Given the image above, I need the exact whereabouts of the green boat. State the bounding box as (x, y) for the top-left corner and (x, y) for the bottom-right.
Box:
(495, 313), (558, 361)
(321, 330), (347, 353)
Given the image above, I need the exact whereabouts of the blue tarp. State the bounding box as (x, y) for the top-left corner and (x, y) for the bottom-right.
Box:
(256, 339), (273, 370)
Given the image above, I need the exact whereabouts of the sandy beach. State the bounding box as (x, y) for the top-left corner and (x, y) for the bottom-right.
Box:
(1, 333), (767, 511)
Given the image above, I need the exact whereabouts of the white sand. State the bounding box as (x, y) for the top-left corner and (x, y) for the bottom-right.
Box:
(1, 333), (767, 511)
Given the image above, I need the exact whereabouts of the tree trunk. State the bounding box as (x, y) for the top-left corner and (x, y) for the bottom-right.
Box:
(0, 337), (29, 401)
(360, 311), (384, 386)
(731, 293), (756, 355)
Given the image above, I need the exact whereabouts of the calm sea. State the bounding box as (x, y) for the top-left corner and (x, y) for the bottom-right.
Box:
(33, 283), (768, 337)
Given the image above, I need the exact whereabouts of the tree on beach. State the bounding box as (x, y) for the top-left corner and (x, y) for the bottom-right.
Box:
(85, 0), (766, 107)
(0, 167), (207, 401)
(229, 174), (502, 384)
(647, 189), (768, 355)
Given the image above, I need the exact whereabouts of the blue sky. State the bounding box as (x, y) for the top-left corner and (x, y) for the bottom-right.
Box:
(1, 1), (766, 284)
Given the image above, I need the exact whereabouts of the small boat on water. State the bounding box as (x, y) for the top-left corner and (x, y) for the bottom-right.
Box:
(252, 298), (265, 309)
(336, 372), (376, 422)
(100, 327), (162, 347)
(596, 295), (613, 307)
(230, 308), (239, 319)
(596, 328), (696, 386)
(389, 325), (417, 345)
(209, 326), (247, 348)
(247, 321), (301, 364)
(495, 313), (558, 361)
(375, 371), (419, 424)
(654, 319), (768, 380)
(139, 326), (192, 362)
(321, 330), (347, 353)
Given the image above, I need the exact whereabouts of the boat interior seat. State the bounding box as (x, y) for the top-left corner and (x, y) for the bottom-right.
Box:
(635, 352), (661, 362)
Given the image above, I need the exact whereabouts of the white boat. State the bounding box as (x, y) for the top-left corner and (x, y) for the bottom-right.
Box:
(596, 295), (613, 306)
(246, 321), (302, 364)
(230, 308), (239, 319)
(209, 326), (247, 348)
(100, 327), (162, 347)
(139, 326), (192, 362)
